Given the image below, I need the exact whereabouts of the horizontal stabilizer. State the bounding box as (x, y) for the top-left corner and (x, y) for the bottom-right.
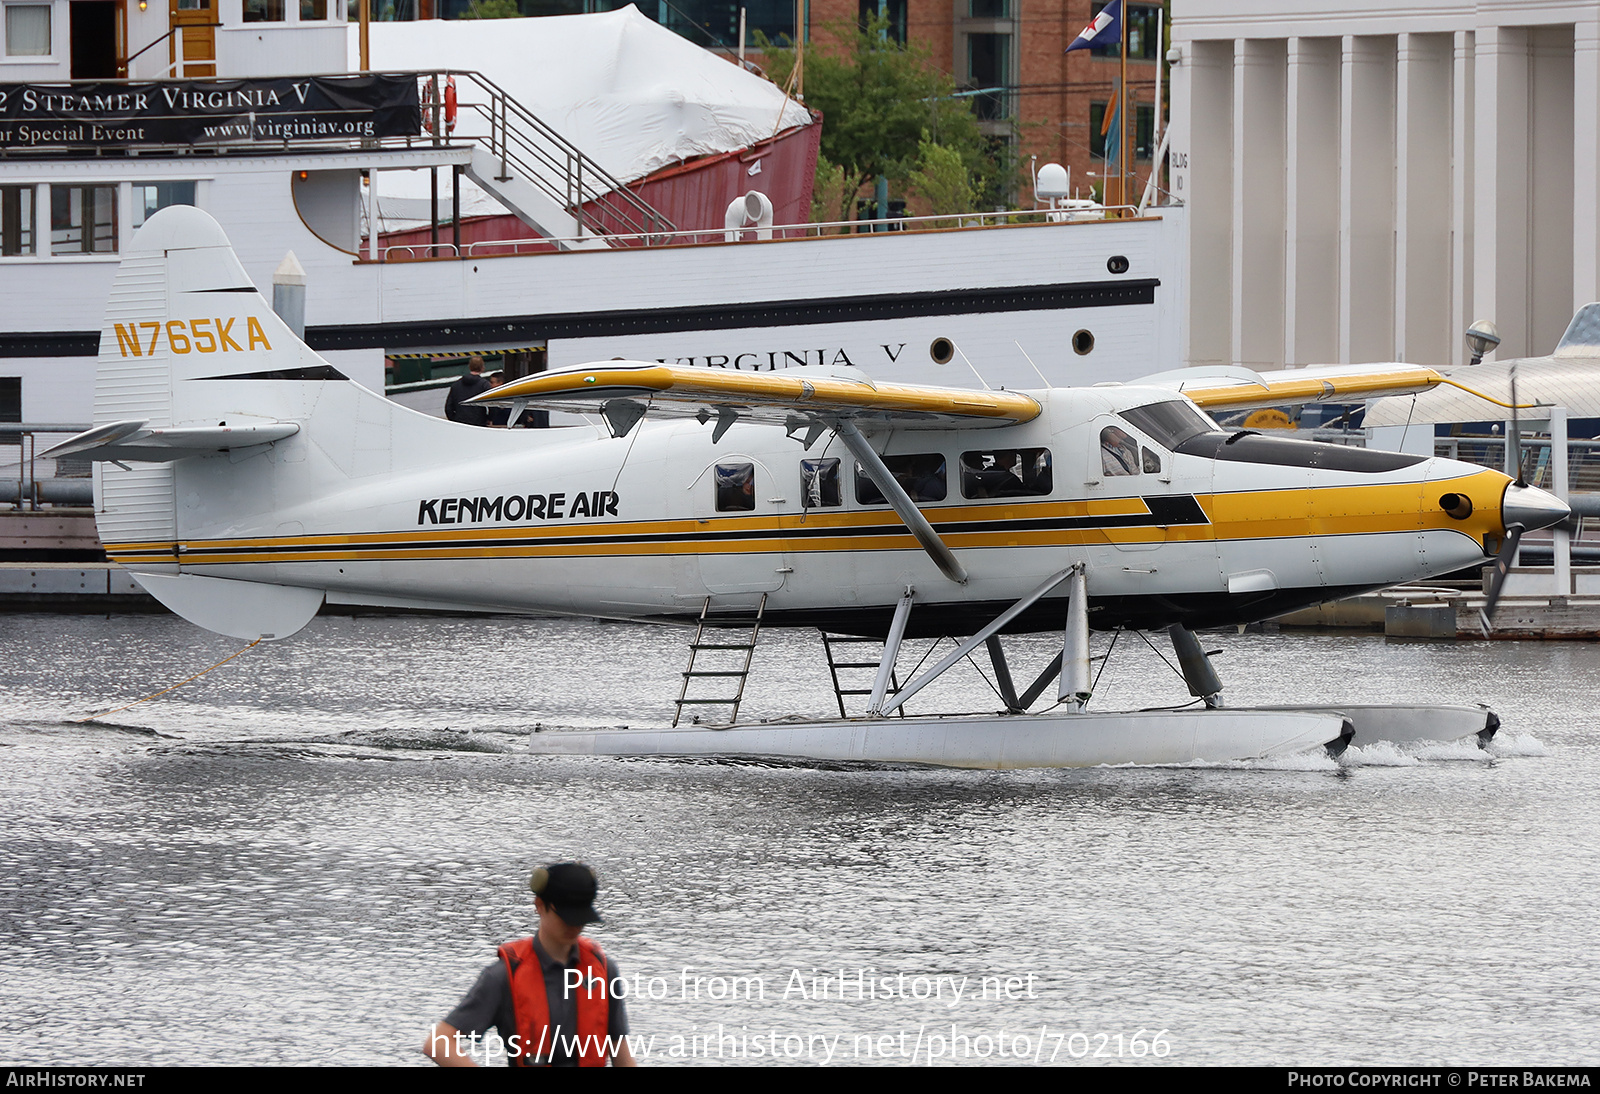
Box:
(44, 418), (300, 463)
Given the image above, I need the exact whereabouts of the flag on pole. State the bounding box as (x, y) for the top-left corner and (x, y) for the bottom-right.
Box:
(1066, 0), (1122, 53)
(1100, 85), (1121, 166)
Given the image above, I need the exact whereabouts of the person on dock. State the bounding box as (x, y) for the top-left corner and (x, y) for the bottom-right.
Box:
(423, 862), (635, 1067)
(443, 356), (492, 426)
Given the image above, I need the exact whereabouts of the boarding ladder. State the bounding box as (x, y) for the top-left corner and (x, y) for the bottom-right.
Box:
(820, 632), (908, 718)
(673, 595), (766, 727)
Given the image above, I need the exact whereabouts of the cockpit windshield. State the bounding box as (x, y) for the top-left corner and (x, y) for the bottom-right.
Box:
(1118, 400), (1215, 451)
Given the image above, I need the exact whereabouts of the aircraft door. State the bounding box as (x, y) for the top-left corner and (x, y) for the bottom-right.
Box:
(671, 431), (789, 597)
(1080, 413), (1222, 597)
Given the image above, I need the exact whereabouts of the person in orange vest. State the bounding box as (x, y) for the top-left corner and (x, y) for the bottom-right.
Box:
(423, 863), (637, 1067)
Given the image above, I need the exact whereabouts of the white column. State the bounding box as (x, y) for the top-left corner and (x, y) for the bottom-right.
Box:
(1451, 30), (1476, 366)
(1395, 33), (1453, 364)
(1231, 39), (1286, 370)
(36, 183), (50, 257)
(1529, 25), (1575, 357)
(1475, 25), (1529, 358)
(1340, 36), (1397, 365)
(1574, 17), (1600, 314)
(1285, 36), (1340, 366)
(1186, 40), (1235, 368)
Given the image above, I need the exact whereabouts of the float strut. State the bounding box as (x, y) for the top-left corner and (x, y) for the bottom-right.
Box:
(1168, 624), (1224, 708)
(1060, 563), (1091, 712)
(880, 566), (1076, 715)
(868, 588), (915, 714)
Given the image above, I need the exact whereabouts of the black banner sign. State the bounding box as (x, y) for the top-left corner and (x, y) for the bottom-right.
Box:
(0, 74), (420, 149)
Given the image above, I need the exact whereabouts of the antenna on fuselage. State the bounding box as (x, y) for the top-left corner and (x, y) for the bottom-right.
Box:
(930, 337), (991, 391)
(1014, 341), (1052, 388)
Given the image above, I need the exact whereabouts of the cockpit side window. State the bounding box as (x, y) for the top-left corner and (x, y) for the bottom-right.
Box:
(1119, 400), (1215, 451)
(1141, 446), (1162, 474)
(1100, 427), (1140, 476)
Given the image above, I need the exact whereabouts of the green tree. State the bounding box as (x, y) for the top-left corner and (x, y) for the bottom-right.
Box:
(760, 19), (999, 220)
(459, 0), (521, 18)
(906, 137), (974, 224)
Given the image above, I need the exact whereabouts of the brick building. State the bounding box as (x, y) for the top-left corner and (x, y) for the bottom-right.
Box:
(778, 0), (1167, 204)
(455, 1), (1166, 206)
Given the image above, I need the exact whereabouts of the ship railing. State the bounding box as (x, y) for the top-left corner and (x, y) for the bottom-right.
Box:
(375, 204), (1146, 261)
(0, 424), (94, 510)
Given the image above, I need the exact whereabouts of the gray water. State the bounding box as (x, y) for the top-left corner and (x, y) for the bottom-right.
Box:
(1, 613), (1596, 1067)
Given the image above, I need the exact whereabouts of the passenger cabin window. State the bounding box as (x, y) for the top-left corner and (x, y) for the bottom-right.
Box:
(961, 448), (1053, 498)
(1099, 427), (1140, 476)
(855, 453), (947, 504)
(715, 462), (755, 512)
(801, 458), (841, 507)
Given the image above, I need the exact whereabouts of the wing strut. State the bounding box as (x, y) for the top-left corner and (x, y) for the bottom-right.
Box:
(832, 419), (968, 585)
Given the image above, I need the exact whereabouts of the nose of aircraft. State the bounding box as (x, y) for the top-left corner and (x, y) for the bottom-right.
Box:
(1502, 482), (1571, 532)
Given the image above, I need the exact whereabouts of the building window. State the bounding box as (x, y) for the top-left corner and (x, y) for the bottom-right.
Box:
(1088, 2), (1160, 61)
(968, 33), (1010, 121)
(300, 0), (328, 17)
(132, 182), (197, 230)
(1, 187), (34, 256)
(0, 377), (19, 422)
(858, 0), (904, 43)
(968, 0), (1006, 16)
(243, 0), (286, 22)
(4, 4), (51, 55)
(51, 186), (117, 254)
(1090, 102), (1155, 160)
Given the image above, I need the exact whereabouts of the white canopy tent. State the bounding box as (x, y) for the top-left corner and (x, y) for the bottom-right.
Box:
(353, 6), (812, 233)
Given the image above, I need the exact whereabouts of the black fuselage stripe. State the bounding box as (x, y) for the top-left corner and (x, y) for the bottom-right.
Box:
(119, 503), (1210, 558)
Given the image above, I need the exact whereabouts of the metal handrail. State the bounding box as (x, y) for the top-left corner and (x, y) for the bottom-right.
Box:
(375, 204), (1147, 261)
(1, 423), (92, 511)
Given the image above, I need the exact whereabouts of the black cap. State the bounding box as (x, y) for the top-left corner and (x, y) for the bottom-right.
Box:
(529, 862), (602, 926)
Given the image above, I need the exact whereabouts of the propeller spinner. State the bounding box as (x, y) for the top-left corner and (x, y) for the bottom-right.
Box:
(1479, 482), (1572, 633)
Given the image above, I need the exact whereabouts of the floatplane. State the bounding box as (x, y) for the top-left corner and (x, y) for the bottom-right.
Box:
(49, 207), (1573, 768)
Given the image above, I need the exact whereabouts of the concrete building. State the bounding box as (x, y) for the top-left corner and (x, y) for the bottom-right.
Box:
(1166, 0), (1600, 370)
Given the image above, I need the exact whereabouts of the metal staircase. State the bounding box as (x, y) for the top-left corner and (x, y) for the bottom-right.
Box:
(419, 71), (676, 250)
(672, 595), (766, 727)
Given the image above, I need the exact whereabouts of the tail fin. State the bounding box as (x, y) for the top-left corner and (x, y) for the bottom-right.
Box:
(72, 205), (337, 640)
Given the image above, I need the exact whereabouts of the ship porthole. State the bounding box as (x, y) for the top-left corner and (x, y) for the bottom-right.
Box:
(1072, 329), (1095, 355)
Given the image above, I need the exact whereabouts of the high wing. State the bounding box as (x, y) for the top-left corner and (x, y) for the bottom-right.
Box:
(1138, 362), (1522, 413)
(471, 360), (1042, 437)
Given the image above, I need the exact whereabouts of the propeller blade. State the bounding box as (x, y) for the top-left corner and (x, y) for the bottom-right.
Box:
(1478, 523), (1525, 634)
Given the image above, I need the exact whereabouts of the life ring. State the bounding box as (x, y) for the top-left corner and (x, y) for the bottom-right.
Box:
(423, 76), (458, 135)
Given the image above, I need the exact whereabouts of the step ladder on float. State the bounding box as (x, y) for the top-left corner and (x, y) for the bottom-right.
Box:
(672, 594), (765, 727)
